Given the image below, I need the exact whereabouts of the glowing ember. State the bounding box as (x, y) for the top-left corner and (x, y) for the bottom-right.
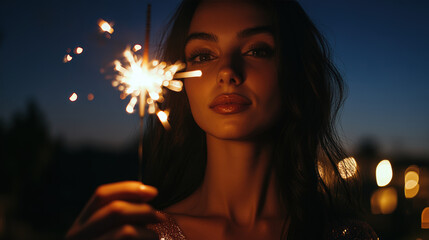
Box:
(75, 47), (84, 54)
(111, 47), (201, 125)
(69, 93), (78, 102)
(133, 44), (142, 52)
(87, 93), (94, 101)
(98, 19), (114, 34)
(157, 111), (171, 129)
(63, 54), (73, 63)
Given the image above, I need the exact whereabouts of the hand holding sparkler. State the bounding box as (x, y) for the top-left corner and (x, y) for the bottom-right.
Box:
(65, 181), (165, 240)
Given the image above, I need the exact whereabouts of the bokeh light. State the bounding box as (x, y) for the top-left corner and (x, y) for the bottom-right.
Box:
(337, 157), (358, 179)
(376, 160), (393, 187)
(422, 207), (429, 229)
(371, 187), (398, 214)
(87, 93), (94, 101)
(405, 165), (420, 198)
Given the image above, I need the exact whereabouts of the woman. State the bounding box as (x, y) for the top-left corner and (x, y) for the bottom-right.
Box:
(66, 0), (377, 239)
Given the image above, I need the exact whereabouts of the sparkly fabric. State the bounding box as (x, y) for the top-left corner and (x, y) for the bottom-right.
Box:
(326, 219), (379, 240)
(147, 212), (187, 240)
(148, 212), (378, 240)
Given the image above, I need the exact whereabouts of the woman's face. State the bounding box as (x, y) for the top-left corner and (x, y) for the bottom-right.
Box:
(184, 0), (282, 141)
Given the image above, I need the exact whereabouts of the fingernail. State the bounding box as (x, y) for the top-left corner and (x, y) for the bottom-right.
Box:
(140, 184), (158, 194)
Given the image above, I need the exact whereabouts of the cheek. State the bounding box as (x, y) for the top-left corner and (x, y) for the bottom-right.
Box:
(249, 65), (282, 121)
(184, 78), (209, 120)
(184, 66), (217, 111)
(249, 65), (280, 103)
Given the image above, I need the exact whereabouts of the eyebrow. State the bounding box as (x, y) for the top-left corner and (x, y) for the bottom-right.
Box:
(237, 25), (273, 39)
(185, 32), (218, 44)
(185, 25), (273, 46)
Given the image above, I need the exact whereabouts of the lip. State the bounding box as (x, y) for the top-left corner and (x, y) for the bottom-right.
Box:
(209, 94), (251, 114)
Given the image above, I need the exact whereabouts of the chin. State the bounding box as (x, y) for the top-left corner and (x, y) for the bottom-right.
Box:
(204, 122), (267, 141)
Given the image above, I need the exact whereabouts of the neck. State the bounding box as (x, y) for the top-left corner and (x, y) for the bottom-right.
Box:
(195, 134), (283, 226)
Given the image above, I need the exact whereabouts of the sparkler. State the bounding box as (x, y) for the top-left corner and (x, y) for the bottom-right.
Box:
(111, 4), (201, 182)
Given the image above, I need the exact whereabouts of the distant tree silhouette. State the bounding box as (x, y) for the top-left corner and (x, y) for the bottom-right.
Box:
(3, 99), (53, 194)
(1, 99), (138, 239)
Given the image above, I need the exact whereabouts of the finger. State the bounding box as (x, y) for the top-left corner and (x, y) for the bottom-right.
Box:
(95, 225), (159, 240)
(76, 201), (165, 239)
(79, 181), (158, 223)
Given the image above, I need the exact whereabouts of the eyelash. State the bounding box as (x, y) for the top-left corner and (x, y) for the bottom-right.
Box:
(186, 43), (274, 65)
(243, 43), (274, 58)
(187, 49), (217, 65)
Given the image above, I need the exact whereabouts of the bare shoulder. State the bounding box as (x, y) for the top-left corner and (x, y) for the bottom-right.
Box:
(326, 219), (378, 240)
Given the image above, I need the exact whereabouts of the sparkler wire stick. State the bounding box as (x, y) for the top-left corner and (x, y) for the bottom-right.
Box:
(138, 4), (152, 183)
(109, 3), (202, 183)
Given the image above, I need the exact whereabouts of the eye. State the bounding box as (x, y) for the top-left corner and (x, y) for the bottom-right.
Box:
(243, 43), (274, 58)
(186, 49), (217, 65)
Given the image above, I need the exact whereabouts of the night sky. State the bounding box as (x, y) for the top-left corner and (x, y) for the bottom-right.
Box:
(1, 0), (428, 156)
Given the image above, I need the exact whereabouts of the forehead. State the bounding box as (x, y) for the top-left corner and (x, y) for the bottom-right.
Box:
(189, 0), (271, 34)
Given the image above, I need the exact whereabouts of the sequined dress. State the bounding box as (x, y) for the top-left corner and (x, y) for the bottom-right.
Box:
(147, 212), (378, 240)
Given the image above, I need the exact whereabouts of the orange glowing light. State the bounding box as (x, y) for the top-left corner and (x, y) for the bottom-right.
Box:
(157, 111), (171, 129)
(133, 44), (142, 52)
(111, 47), (201, 125)
(75, 47), (84, 54)
(422, 207), (429, 229)
(405, 184), (419, 199)
(98, 19), (114, 34)
(157, 111), (168, 122)
(404, 166), (420, 198)
(87, 93), (94, 101)
(376, 160), (393, 187)
(174, 70), (202, 79)
(63, 54), (73, 63)
(370, 187), (397, 214)
(69, 93), (78, 102)
(337, 157), (358, 179)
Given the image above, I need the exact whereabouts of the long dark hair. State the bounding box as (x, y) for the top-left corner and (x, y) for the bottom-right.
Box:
(143, 0), (360, 239)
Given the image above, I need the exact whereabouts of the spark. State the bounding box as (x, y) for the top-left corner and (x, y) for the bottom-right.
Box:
(69, 92), (78, 102)
(63, 54), (73, 63)
(75, 47), (84, 54)
(133, 44), (142, 52)
(111, 47), (201, 125)
(98, 19), (114, 34)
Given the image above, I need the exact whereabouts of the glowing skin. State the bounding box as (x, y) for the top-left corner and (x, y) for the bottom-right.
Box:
(184, 0), (282, 141)
(165, 2), (285, 237)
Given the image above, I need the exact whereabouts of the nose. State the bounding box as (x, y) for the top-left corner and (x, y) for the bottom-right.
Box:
(216, 55), (243, 87)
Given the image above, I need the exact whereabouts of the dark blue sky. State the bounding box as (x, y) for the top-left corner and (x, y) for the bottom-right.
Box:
(1, 0), (428, 156)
